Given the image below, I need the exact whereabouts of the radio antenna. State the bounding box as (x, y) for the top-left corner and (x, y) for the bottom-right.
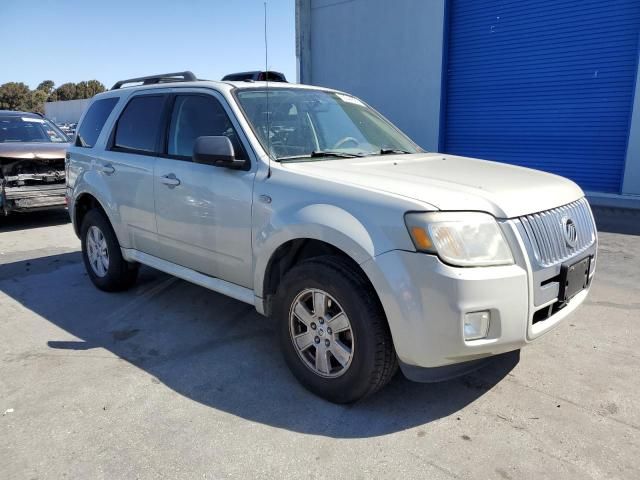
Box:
(264, 1), (271, 178)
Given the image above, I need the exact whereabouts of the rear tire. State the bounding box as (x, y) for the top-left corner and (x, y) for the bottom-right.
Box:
(274, 256), (397, 403)
(81, 209), (138, 291)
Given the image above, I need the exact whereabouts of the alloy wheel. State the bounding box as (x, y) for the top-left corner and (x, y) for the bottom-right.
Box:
(289, 288), (354, 378)
(86, 225), (109, 277)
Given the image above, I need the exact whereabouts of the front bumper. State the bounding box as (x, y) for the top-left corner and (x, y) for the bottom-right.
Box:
(361, 239), (596, 380)
(1, 183), (66, 214)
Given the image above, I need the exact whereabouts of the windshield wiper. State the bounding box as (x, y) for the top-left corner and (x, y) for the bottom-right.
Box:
(310, 150), (364, 158)
(277, 150), (365, 162)
(379, 148), (412, 155)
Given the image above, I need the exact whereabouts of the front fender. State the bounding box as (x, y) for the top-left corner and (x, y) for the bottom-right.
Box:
(253, 203), (378, 298)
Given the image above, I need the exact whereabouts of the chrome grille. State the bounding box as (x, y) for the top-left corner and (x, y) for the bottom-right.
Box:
(519, 198), (596, 267)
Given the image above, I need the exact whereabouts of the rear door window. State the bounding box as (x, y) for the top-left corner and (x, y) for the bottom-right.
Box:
(113, 95), (165, 153)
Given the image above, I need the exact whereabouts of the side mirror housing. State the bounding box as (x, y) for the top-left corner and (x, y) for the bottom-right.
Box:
(193, 136), (246, 169)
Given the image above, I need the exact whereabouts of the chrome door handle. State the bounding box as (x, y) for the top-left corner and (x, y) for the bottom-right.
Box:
(160, 173), (181, 188)
(98, 163), (115, 175)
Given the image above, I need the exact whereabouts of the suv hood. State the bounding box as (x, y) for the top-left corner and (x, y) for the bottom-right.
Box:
(282, 153), (585, 218)
(0, 142), (69, 159)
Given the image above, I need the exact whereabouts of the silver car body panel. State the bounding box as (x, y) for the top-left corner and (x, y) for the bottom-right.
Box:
(151, 88), (257, 287)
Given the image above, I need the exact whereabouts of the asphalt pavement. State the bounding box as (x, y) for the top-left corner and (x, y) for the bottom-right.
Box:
(1, 207), (639, 479)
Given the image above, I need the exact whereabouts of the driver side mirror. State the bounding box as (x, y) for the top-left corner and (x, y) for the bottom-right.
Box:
(193, 136), (246, 169)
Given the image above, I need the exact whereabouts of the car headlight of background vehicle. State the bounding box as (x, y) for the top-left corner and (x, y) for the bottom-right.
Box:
(404, 212), (514, 267)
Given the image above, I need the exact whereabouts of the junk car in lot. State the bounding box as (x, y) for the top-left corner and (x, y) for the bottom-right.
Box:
(66, 71), (597, 403)
(0, 111), (70, 215)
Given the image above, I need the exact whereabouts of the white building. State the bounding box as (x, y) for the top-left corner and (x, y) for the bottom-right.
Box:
(44, 98), (90, 124)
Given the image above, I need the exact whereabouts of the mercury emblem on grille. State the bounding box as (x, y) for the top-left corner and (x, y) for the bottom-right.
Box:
(562, 216), (578, 248)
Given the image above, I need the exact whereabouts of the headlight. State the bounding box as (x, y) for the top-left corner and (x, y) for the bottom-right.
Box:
(404, 212), (514, 267)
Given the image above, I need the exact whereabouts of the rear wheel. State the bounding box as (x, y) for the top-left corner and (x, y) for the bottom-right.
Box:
(274, 256), (397, 403)
(81, 209), (138, 291)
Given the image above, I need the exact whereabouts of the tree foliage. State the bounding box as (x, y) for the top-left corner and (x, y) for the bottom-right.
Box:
(36, 80), (55, 94)
(0, 82), (31, 111)
(85, 80), (105, 97)
(54, 82), (77, 101)
(0, 79), (107, 114)
(26, 90), (49, 114)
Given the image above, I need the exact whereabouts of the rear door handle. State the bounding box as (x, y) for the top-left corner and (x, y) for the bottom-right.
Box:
(160, 173), (181, 188)
(98, 163), (115, 175)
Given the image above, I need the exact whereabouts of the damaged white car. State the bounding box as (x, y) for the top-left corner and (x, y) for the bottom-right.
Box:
(0, 111), (69, 216)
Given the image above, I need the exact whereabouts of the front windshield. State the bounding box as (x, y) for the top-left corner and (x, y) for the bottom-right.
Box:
(0, 115), (68, 143)
(235, 88), (420, 160)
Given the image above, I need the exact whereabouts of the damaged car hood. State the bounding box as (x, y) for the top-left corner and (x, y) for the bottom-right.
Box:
(0, 142), (69, 160)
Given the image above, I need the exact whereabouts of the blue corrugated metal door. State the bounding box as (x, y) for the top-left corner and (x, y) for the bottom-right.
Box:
(444, 0), (640, 193)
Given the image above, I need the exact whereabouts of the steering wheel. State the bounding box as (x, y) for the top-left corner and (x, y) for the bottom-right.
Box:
(332, 136), (360, 150)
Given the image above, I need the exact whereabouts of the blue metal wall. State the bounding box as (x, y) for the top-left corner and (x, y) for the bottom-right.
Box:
(444, 0), (640, 193)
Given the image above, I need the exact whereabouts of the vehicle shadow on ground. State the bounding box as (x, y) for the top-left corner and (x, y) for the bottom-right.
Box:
(0, 209), (70, 233)
(1, 252), (519, 439)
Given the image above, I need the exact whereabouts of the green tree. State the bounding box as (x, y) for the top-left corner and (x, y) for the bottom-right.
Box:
(25, 89), (49, 114)
(0, 82), (31, 110)
(75, 81), (89, 99)
(85, 80), (106, 97)
(36, 80), (55, 94)
(0, 79), (108, 110)
(54, 82), (77, 101)
(72, 80), (105, 99)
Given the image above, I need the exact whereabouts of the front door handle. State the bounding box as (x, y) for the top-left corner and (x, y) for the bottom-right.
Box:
(98, 163), (115, 175)
(160, 173), (181, 188)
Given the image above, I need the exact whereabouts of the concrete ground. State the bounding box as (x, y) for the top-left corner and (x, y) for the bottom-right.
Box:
(1, 208), (639, 480)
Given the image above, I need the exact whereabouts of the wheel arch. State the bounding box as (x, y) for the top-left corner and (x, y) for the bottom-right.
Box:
(258, 236), (382, 318)
(72, 192), (110, 237)
(254, 202), (389, 315)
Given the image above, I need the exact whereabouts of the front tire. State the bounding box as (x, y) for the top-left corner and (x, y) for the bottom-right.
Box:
(274, 256), (397, 403)
(81, 209), (138, 291)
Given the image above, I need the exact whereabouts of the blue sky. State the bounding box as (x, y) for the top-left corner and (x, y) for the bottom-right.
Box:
(0, 0), (296, 89)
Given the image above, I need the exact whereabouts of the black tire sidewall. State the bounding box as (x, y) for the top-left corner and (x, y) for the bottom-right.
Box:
(80, 209), (135, 291)
(275, 259), (388, 403)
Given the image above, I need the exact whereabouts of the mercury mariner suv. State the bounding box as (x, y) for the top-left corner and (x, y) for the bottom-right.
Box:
(66, 71), (597, 403)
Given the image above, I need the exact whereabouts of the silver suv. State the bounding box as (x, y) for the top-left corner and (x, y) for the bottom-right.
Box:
(67, 71), (597, 403)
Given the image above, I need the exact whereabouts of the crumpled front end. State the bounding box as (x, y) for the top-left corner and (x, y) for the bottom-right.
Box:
(0, 157), (66, 214)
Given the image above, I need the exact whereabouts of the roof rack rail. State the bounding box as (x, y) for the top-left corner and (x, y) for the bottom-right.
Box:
(111, 71), (197, 90)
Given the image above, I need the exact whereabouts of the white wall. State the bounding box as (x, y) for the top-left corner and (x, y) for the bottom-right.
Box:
(44, 99), (90, 124)
(298, 0), (446, 151)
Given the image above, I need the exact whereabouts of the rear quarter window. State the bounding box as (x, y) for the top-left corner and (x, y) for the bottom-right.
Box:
(75, 97), (119, 148)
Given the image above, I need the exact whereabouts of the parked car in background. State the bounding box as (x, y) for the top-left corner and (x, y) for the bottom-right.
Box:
(221, 70), (287, 82)
(66, 72), (597, 403)
(56, 123), (77, 139)
(0, 111), (69, 215)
